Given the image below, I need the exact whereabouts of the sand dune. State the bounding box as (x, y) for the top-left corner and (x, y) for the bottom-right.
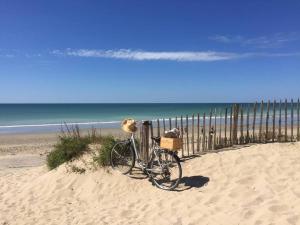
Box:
(1, 142), (300, 225)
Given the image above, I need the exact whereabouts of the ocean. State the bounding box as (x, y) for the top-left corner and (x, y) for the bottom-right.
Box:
(0, 103), (233, 134)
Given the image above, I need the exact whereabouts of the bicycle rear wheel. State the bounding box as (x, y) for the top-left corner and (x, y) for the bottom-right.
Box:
(149, 150), (182, 191)
(110, 141), (135, 174)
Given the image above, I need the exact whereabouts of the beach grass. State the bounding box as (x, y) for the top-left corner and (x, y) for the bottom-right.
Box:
(47, 135), (90, 170)
(46, 125), (117, 169)
(93, 135), (116, 167)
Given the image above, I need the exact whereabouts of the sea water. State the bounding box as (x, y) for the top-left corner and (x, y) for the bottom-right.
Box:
(0, 103), (233, 134)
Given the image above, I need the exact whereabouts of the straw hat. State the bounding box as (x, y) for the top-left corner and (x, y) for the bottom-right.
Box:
(121, 118), (137, 133)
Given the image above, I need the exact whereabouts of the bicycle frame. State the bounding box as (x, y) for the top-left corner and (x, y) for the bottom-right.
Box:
(130, 133), (140, 160)
(129, 133), (164, 172)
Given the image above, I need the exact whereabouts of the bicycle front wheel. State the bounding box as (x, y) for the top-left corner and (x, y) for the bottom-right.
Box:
(149, 150), (182, 191)
(110, 141), (135, 174)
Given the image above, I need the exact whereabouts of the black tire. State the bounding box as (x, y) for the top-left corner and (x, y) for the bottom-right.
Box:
(148, 150), (182, 191)
(110, 141), (135, 174)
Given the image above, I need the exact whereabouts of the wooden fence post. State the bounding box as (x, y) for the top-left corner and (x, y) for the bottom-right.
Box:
(285, 99), (288, 142)
(150, 121), (154, 146)
(157, 119), (160, 137)
(202, 113), (206, 151)
(252, 102), (257, 142)
(163, 118), (166, 133)
(197, 113), (200, 152)
(232, 104), (240, 145)
(180, 115), (184, 156)
(265, 100), (270, 142)
(259, 101), (264, 143)
(279, 100), (282, 142)
(219, 110), (222, 147)
(192, 114), (195, 154)
(224, 108), (228, 146)
(297, 98), (300, 141)
(186, 115), (190, 156)
(142, 121), (150, 162)
(246, 105), (250, 143)
(272, 100), (276, 142)
(291, 99), (294, 141)
(208, 110), (213, 150)
(139, 124), (143, 158)
(169, 118), (172, 130)
(175, 116), (178, 128)
(229, 107), (233, 146)
(213, 109), (217, 149)
(240, 106), (244, 144)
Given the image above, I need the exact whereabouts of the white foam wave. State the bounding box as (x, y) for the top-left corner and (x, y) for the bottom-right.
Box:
(0, 121), (121, 129)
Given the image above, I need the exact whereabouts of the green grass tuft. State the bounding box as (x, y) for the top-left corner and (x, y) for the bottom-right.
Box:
(93, 135), (116, 167)
(47, 136), (90, 170)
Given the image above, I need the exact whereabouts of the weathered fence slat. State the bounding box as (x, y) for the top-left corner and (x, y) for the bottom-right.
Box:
(265, 100), (270, 142)
(229, 107), (233, 146)
(297, 98), (300, 141)
(224, 108), (228, 146)
(142, 122), (150, 162)
(272, 100), (276, 142)
(291, 99), (294, 141)
(219, 110), (222, 147)
(208, 110), (213, 150)
(232, 104), (240, 145)
(213, 109), (217, 150)
(150, 121), (154, 146)
(197, 113), (200, 152)
(186, 115), (190, 156)
(252, 102), (257, 142)
(169, 118), (172, 130)
(157, 119), (160, 137)
(246, 105), (250, 143)
(180, 115), (184, 156)
(192, 114), (195, 154)
(259, 101), (264, 143)
(279, 100), (282, 141)
(202, 113), (206, 151)
(285, 99), (288, 142)
(163, 118), (166, 133)
(175, 116), (178, 128)
(240, 106), (244, 144)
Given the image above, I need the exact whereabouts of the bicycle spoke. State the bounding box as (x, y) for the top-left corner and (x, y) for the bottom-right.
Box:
(149, 150), (182, 190)
(111, 141), (135, 174)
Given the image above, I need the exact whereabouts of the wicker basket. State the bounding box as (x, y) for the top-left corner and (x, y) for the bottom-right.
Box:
(160, 137), (182, 151)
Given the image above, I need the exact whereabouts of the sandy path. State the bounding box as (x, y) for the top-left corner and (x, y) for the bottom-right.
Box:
(1, 142), (300, 225)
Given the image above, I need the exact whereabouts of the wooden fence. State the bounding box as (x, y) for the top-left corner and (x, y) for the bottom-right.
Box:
(139, 99), (300, 159)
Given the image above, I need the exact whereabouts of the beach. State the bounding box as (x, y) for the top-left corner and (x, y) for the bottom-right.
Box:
(2, 0), (300, 224)
(1, 132), (300, 225)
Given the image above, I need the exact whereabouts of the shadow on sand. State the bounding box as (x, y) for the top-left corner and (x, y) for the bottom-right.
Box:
(126, 168), (210, 192)
(176, 175), (210, 192)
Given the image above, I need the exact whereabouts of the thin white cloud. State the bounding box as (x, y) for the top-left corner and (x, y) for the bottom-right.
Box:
(210, 32), (300, 48)
(52, 49), (239, 61)
(0, 50), (42, 59)
(51, 49), (300, 62)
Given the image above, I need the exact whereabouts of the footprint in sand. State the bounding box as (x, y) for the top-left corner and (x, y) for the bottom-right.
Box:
(244, 209), (255, 219)
(204, 195), (220, 205)
(287, 215), (299, 225)
(236, 176), (254, 185)
(268, 204), (288, 213)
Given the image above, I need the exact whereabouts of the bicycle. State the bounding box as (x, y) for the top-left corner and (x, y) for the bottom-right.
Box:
(110, 120), (182, 191)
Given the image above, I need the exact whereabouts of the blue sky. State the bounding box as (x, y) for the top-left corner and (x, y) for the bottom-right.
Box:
(0, 0), (300, 103)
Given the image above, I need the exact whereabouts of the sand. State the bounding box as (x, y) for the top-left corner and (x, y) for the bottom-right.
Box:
(1, 140), (300, 225)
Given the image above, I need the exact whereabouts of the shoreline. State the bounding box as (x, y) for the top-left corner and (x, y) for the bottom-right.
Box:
(0, 128), (125, 157)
